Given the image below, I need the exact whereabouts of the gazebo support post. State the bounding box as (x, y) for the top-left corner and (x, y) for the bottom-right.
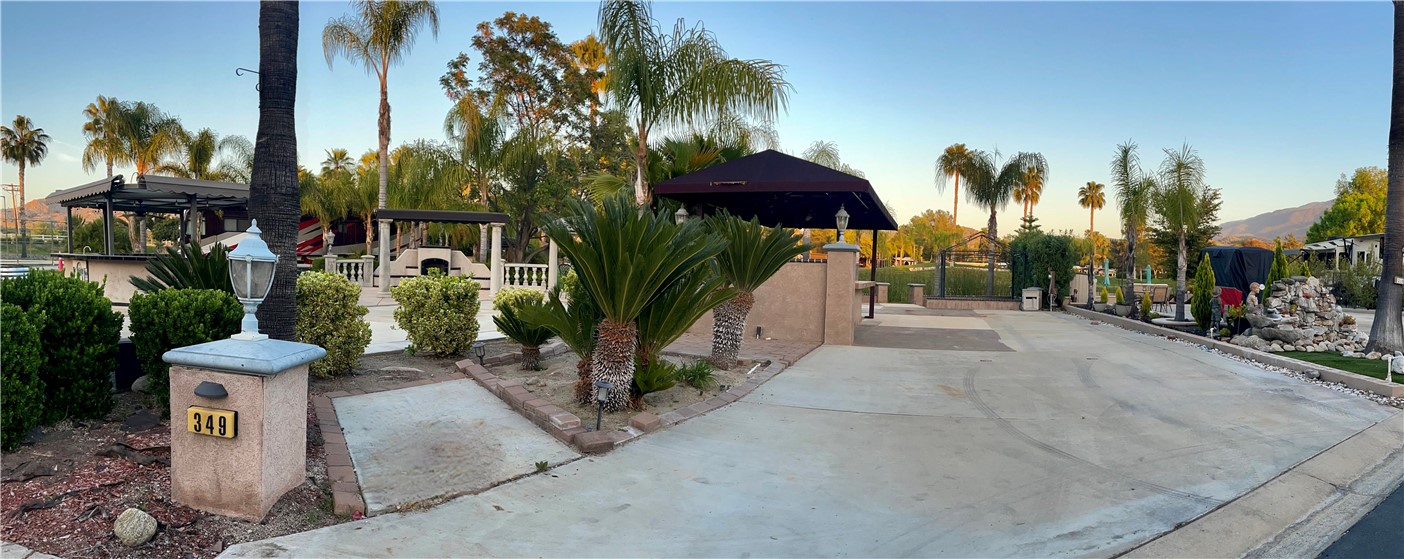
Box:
(547, 237), (559, 290)
(102, 193), (114, 255)
(65, 206), (73, 253)
(136, 213), (146, 254)
(489, 223), (504, 295)
(868, 229), (878, 319)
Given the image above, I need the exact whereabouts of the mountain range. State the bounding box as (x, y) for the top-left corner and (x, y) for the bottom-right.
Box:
(1215, 199), (1332, 242)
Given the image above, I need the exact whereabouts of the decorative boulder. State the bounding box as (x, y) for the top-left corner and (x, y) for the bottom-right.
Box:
(113, 507), (157, 547)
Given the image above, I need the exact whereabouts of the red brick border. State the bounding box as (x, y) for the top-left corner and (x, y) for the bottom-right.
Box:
(316, 371), (470, 517)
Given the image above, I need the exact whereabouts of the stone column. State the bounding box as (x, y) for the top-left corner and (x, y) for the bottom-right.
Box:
(378, 219), (392, 293)
(823, 242), (860, 345)
(908, 283), (925, 305)
(875, 282), (890, 304)
(324, 253), (338, 274)
(489, 224), (504, 295)
(547, 237), (559, 291)
(163, 338), (325, 521)
(360, 255), (376, 288)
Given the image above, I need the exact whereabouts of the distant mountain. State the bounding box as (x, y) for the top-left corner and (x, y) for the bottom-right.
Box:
(1215, 200), (1332, 242)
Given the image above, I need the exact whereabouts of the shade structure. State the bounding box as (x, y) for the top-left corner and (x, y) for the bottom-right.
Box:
(373, 208), (509, 225)
(45, 174), (249, 213)
(1200, 246), (1274, 297)
(654, 150), (899, 231)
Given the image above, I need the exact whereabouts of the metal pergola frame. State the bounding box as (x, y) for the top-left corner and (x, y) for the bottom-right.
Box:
(45, 174), (249, 254)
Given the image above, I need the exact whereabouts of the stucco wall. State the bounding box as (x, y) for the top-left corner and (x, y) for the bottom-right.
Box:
(687, 262), (828, 343)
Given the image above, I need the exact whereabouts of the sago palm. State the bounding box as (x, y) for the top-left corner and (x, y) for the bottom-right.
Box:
(323, 0), (440, 289)
(0, 115), (50, 258)
(707, 213), (811, 368)
(494, 301), (555, 371)
(81, 95), (129, 177)
(598, 0), (790, 206)
(540, 191), (726, 411)
(637, 266), (736, 369)
(936, 143), (973, 224)
(519, 275), (603, 404)
(1152, 144), (1208, 321)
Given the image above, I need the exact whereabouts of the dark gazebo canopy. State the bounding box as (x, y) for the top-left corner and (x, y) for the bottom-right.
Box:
(374, 208), (508, 224)
(654, 149), (899, 231)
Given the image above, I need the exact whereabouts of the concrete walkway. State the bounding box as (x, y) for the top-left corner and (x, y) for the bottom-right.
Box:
(223, 309), (1396, 558)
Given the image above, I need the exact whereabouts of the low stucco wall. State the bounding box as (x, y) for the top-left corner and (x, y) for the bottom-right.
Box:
(687, 262), (827, 343)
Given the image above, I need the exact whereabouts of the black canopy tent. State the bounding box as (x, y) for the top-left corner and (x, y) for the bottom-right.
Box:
(1199, 246), (1274, 298)
(655, 149), (900, 317)
(44, 174), (249, 254)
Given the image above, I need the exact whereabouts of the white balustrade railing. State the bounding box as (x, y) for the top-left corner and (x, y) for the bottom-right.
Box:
(326, 255), (376, 287)
(504, 263), (549, 290)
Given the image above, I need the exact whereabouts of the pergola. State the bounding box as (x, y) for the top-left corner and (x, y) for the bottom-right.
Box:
(45, 174), (248, 254)
(655, 149), (900, 316)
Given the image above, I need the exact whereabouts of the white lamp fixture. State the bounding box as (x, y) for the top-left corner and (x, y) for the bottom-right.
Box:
(835, 204), (850, 243)
(227, 220), (279, 341)
(674, 207), (689, 225)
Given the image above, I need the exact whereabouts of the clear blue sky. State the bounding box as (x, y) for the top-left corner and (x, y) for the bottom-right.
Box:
(1, 1), (1392, 234)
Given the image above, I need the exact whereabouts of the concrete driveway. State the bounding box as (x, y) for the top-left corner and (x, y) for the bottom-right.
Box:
(223, 309), (1395, 558)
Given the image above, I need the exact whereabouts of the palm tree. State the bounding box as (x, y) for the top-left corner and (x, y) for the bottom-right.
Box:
(1151, 144), (1208, 322)
(323, 0), (440, 291)
(936, 143), (973, 225)
(114, 102), (183, 175)
(540, 192), (726, 412)
(598, 0), (790, 207)
(249, 0), (301, 341)
(964, 149), (1046, 296)
(570, 34), (608, 128)
(1111, 140), (1150, 281)
(445, 96), (506, 257)
(0, 115), (50, 258)
(156, 128), (254, 182)
(1368, 2), (1404, 353)
(1017, 164), (1046, 219)
(321, 148), (355, 176)
(1078, 181), (1106, 239)
(707, 213), (811, 368)
(81, 95), (129, 178)
(802, 141), (864, 177)
(301, 170), (349, 251)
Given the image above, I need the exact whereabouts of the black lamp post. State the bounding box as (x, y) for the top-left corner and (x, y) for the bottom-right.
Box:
(592, 379), (614, 431)
(471, 342), (486, 366)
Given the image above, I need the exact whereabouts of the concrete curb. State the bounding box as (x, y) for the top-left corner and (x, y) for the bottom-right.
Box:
(1063, 306), (1402, 398)
(1120, 411), (1404, 558)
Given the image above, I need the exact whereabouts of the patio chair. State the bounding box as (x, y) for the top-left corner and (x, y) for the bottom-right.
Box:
(1150, 284), (1172, 313)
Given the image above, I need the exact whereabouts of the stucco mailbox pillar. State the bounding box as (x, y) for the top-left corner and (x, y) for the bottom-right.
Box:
(823, 242), (860, 345)
(163, 339), (326, 521)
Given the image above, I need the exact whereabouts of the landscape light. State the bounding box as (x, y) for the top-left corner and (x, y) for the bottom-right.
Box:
(472, 342), (486, 366)
(592, 380), (614, 431)
(674, 207), (689, 225)
(227, 220), (278, 341)
(835, 204), (850, 243)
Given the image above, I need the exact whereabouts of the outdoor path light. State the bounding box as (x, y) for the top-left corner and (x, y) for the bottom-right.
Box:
(472, 342), (486, 366)
(674, 207), (689, 225)
(835, 204), (850, 244)
(593, 380), (614, 431)
(227, 220), (278, 341)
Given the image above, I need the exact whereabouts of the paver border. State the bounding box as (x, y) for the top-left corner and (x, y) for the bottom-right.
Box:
(1063, 305), (1402, 398)
(315, 371), (470, 517)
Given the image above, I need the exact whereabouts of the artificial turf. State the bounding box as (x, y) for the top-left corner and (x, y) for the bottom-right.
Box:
(1278, 351), (1402, 385)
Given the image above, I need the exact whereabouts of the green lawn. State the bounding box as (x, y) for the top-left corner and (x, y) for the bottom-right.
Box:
(1278, 351), (1402, 385)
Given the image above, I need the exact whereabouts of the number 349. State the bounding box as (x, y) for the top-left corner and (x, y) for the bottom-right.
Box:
(187, 407), (237, 439)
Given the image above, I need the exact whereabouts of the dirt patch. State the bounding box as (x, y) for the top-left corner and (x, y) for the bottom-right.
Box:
(489, 353), (759, 432)
(314, 339), (517, 395)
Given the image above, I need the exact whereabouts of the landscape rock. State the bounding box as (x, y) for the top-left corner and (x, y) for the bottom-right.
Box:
(113, 508), (157, 546)
(130, 375), (149, 394)
(1367, 352), (1382, 360)
(1231, 335), (1268, 351)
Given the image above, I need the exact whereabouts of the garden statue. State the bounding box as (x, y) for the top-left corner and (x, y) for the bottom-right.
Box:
(1210, 287), (1224, 336)
(1245, 282), (1261, 311)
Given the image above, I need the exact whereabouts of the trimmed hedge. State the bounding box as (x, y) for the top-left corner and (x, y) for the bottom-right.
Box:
(0, 271), (122, 421)
(296, 272), (371, 378)
(129, 289), (242, 412)
(2, 303), (45, 450)
(493, 287), (544, 313)
(392, 272), (481, 355)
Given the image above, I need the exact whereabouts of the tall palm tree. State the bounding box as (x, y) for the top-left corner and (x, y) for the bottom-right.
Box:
(1151, 144), (1208, 322)
(964, 149), (1046, 296)
(321, 148), (355, 176)
(156, 128), (254, 182)
(1078, 181), (1106, 239)
(598, 0), (790, 207)
(301, 169), (349, 251)
(570, 34), (608, 128)
(936, 143), (973, 225)
(1369, 2), (1404, 353)
(81, 95), (129, 178)
(0, 115), (50, 258)
(323, 0), (439, 291)
(115, 101), (183, 175)
(540, 192), (726, 412)
(1111, 140), (1150, 281)
(1016, 164), (1046, 219)
(445, 96), (507, 257)
(249, 0), (301, 341)
(707, 213), (810, 369)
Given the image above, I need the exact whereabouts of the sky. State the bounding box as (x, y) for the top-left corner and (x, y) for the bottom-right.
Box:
(0, 1), (1393, 235)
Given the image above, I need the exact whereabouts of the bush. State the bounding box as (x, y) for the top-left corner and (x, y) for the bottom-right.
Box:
(130, 242), (232, 294)
(493, 287), (544, 313)
(1140, 291), (1152, 318)
(0, 271), (122, 421)
(296, 272), (371, 378)
(2, 304), (46, 450)
(1191, 253), (1216, 331)
(129, 289), (242, 412)
(1098, 286), (1108, 304)
(1010, 231), (1077, 301)
(392, 271), (481, 355)
(1335, 261), (1382, 309)
(1115, 287), (1125, 304)
(493, 302), (554, 370)
(674, 359), (717, 391)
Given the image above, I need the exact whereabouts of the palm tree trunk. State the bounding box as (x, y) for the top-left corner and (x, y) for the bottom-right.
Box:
(952, 173), (960, 224)
(1368, 0), (1404, 353)
(250, 0), (300, 341)
(987, 207), (997, 297)
(592, 318), (636, 413)
(573, 354), (593, 405)
(1175, 230), (1188, 321)
(520, 345), (541, 371)
(377, 74), (392, 293)
(634, 124), (650, 207)
(17, 161), (25, 258)
(710, 291), (754, 369)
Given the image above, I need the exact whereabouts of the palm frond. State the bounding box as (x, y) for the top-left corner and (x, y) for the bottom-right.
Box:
(708, 211), (811, 292)
(636, 267), (736, 364)
(129, 242), (231, 294)
(494, 302), (555, 347)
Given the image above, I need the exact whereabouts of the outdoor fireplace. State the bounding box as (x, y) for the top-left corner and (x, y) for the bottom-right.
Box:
(420, 257), (449, 276)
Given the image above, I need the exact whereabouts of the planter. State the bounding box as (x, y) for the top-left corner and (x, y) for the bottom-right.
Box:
(1093, 303), (1110, 312)
(1113, 304), (1133, 317)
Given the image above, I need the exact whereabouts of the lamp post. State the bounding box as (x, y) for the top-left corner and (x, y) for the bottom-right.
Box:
(674, 207), (689, 225)
(592, 379), (614, 431)
(835, 204), (850, 244)
(227, 220), (279, 341)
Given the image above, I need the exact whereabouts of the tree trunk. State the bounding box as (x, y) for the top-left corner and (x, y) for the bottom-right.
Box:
(17, 161), (25, 258)
(377, 73), (392, 292)
(710, 291), (754, 369)
(1369, 1), (1404, 353)
(987, 207), (997, 297)
(952, 173), (960, 224)
(520, 345), (541, 371)
(249, 0), (300, 341)
(1175, 230), (1188, 322)
(1125, 221), (1137, 282)
(633, 124), (650, 207)
(591, 318), (636, 413)
(574, 354), (593, 405)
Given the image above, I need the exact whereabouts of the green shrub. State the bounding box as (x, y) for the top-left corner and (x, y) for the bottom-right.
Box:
(295, 272), (371, 378)
(129, 289), (242, 412)
(1140, 291), (1152, 318)
(1098, 286), (1108, 304)
(1335, 261), (1382, 309)
(1191, 253), (1216, 331)
(1010, 231), (1077, 300)
(130, 242), (232, 294)
(391, 271), (481, 355)
(674, 359), (717, 392)
(0, 271), (122, 421)
(493, 302), (554, 370)
(632, 359), (677, 407)
(1263, 241), (1287, 304)
(1115, 287), (1125, 304)
(493, 287), (544, 313)
(2, 304), (46, 450)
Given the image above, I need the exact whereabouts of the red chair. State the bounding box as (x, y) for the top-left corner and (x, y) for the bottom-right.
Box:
(1219, 287), (1243, 308)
